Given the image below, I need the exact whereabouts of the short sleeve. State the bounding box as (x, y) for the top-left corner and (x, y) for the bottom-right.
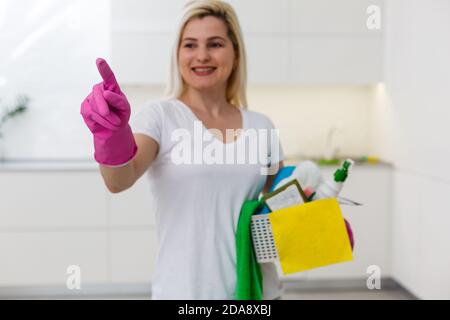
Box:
(130, 101), (163, 145)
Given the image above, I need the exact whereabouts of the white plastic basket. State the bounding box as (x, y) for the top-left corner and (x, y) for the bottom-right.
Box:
(250, 214), (278, 263)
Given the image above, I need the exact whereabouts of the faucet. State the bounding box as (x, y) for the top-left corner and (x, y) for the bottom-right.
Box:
(324, 125), (342, 160)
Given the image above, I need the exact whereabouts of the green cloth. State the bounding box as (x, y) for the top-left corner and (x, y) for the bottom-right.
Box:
(235, 199), (264, 300)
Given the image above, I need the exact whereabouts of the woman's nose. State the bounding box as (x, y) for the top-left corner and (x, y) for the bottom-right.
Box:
(196, 46), (211, 63)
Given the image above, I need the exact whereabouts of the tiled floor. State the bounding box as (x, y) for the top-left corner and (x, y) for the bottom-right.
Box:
(2, 281), (417, 300)
(27, 288), (415, 300)
(281, 288), (416, 300)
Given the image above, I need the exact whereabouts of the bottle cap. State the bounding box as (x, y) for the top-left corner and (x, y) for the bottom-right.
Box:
(334, 159), (353, 182)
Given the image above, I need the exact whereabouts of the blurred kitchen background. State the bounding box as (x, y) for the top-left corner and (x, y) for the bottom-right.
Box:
(0, 0), (449, 300)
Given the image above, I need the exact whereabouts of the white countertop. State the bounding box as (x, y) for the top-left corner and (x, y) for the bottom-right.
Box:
(0, 157), (391, 171)
(0, 159), (99, 171)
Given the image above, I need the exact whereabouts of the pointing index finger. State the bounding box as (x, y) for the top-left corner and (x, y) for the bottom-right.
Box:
(96, 58), (121, 93)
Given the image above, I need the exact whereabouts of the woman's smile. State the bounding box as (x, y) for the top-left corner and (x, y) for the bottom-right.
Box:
(191, 66), (217, 76)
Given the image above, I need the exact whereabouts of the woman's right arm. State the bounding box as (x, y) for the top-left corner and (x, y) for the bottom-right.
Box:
(80, 58), (160, 194)
(100, 133), (159, 193)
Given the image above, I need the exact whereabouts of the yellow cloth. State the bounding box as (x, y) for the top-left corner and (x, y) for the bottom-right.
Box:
(269, 198), (353, 274)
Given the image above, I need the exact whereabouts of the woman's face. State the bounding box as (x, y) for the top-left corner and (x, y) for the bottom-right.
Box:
(178, 16), (237, 93)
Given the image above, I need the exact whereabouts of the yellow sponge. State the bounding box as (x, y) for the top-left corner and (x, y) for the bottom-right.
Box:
(269, 198), (353, 274)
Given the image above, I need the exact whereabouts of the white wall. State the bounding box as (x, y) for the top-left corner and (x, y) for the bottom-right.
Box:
(247, 85), (373, 159)
(369, 84), (394, 163)
(383, 0), (450, 299)
(0, 0), (111, 160)
(122, 84), (375, 160)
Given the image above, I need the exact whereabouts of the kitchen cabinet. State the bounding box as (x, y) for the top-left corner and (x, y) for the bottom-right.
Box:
(0, 162), (392, 290)
(290, 36), (382, 84)
(0, 168), (156, 287)
(245, 35), (290, 85)
(392, 171), (450, 299)
(109, 174), (156, 227)
(110, 0), (187, 84)
(0, 172), (108, 228)
(111, 0), (383, 85)
(290, 0), (383, 34)
(110, 229), (156, 283)
(111, 0), (188, 33)
(111, 33), (173, 85)
(226, 0), (290, 34)
(0, 232), (109, 286)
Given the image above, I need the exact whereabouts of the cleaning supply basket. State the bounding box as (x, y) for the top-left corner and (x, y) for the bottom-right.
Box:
(250, 198), (354, 275)
(250, 159), (356, 267)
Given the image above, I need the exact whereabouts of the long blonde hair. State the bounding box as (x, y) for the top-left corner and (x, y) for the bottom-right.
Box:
(164, 0), (248, 108)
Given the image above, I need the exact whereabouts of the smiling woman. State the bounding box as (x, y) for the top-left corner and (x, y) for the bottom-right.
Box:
(80, 0), (285, 301)
(165, 0), (247, 108)
(178, 16), (237, 93)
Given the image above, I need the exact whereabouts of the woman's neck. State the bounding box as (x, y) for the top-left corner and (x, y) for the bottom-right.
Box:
(179, 88), (232, 117)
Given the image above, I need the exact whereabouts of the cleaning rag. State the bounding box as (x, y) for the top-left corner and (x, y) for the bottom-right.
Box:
(235, 199), (264, 300)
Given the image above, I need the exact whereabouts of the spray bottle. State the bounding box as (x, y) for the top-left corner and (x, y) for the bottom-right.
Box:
(311, 158), (355, 250)
(312, 159), (354, 200)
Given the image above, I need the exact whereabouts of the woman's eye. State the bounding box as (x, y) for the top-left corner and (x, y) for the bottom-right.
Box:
(183, 42), (223, 49)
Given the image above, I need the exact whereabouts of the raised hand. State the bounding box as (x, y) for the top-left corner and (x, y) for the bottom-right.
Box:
(80, 58), (137, 166)
(81, 58), (131, 132)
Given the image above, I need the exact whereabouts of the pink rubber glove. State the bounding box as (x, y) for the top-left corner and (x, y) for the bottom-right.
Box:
(80, 58), (137, 166)
(344, 218), (354, 251)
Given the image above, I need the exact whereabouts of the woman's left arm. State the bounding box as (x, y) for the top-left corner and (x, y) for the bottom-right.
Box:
(261, 160), (284, 195)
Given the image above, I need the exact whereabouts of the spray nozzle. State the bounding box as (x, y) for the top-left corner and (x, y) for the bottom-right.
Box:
(334, 159), (354, 182)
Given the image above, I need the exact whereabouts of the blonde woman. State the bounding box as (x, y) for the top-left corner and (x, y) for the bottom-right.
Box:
(81, 0), (285, 300)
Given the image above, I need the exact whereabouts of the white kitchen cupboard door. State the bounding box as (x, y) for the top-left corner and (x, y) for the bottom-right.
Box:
(112, 0), (290, 35)
(111, 34), (173, 85)
(415, 177), (450, 299)
(289, 0), (383, 84)
(290, 36), (383, 84)
(0, 172), (108, 228)
(111, 0), (188, 84)
(245, 35), (290, 85)
(392, 172), (450, 299)
(290, 0), (384, 35)
(391, 171), (423, 297)
(0, 231), (109, 286)
(226, 0), (290, 34)
(111, 0), (189, 33)
(109, 176), (156, 227)
(110, 229), (157, 284)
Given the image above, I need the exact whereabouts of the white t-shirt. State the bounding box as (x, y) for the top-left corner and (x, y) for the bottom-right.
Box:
(130, 98), (285, 300)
